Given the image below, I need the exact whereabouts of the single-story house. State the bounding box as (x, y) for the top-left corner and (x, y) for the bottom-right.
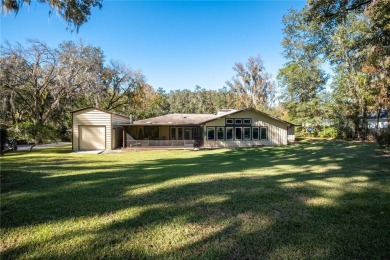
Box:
(72, 107), (297, 151)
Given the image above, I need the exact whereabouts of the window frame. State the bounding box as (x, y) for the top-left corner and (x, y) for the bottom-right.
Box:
(184, 127), (192, 140)
(235, 127), (242, 140)
(178, 127), (183, 140)
(225, 118), (234, 125)
(226, 127), (234, 140)
(207, 127), (216, 140)
(243, 127), (251, 140)
(216, 127), (225, 140)
(235, 118), (243, 125)
(260, 127), (267, 140)
(170, 127), (177, 140)
(243, 118), (252, 125)
(252, 127), (259, 140)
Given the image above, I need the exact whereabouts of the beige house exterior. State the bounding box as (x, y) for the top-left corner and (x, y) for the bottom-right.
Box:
(72, 107), (129, 151)
(72, 107), (296, 151)
(202, 109), (291, 147)
(125, 107), (296, 148)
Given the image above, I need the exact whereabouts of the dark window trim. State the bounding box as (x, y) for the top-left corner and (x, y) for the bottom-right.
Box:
(243, 118), (252, 125)
(170, 127), (177, 140)
(260, 126), (268, 140)
(225, 118), (253, 126)
(216, 126), (225, 140)
(205, 126), (268, 141)
(235, 118), (243, 124)
(235, 127), (242, 140)
(226, 126), (234, 140)
(207, 126), (216, 140)
(243, 127), (251, 140)
(225, 118), (234, 124)
(170, 126), (200, 140)
(252, 127), (259, 140)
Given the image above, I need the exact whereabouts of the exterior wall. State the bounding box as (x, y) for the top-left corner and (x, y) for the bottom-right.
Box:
(112, 114), (130, 125)
(160, 126), (169, 140)
(111, 112), (127, 149)
(203, 110), (288, 147)
(72, 108), (112, 151)
(287, 126), (295, 142)
(112, 127), (123, 149)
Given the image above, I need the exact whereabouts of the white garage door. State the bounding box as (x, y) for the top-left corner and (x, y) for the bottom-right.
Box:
(80, 126), (105, 150)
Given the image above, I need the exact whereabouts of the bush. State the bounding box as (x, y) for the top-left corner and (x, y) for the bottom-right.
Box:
(8, 122), (59, 144)
(1, 126), (8, 151)
(318, 127), (338, 138)
(377, 128), (390, 148)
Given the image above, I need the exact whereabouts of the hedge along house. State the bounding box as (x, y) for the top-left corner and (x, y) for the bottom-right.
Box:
(122, 108), (297, 149)
(72, 107), (130, 151)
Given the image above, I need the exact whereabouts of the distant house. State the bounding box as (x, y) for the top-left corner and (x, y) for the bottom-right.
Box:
(365, 110), (389, 130)
(72, 107), (297, 151)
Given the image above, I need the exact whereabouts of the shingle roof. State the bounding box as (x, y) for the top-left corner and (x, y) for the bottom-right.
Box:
(133, 113), (219, 125)
(132, 107), (298, 126)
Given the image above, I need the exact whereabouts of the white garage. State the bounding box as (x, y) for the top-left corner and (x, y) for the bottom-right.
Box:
(72, 107), (129, 151)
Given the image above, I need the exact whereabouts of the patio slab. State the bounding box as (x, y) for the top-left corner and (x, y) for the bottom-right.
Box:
(71, 150), (104, 154)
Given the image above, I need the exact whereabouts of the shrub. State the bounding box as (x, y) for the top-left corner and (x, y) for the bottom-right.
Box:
(0, 126), (8, 151)
(8, 122), (59, 144)
(377, 128), (390, 149)
(319, 127), (338, 138)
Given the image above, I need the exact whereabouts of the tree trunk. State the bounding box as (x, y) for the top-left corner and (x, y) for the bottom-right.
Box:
(35, 119), (45, 144)
(375, 107), (381, 138)
(353, 117), (359, 139)
(35, 136), (43, 145)
(361, 101), (368, 140)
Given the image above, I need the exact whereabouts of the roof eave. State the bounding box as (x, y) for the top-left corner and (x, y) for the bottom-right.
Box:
(71, 106), (129, 119)
(128, 123), (202, 126)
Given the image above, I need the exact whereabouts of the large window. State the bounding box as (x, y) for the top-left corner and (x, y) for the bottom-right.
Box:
(235, 127), (242, 140)
(171, 128), (177, 140)
(178, 128), (183, 140)
(260, 127), (267, 140)
(205, 126), (267, 141)
(243, 127), (251, 140)
(217, 127), (224, 140)
(207, 127), (215, 140)
(184, 127), (192, 140)
(252, 127), (259, 140)
(171, 127), (198, 140)
(144, 126), (159, 140)
(226, 127), (233, 140)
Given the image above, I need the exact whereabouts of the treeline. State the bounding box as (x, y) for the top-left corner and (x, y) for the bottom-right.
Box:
(0, 41), (275, 143)
(1, 0), (389, 144)
(277, 0), (389, 139)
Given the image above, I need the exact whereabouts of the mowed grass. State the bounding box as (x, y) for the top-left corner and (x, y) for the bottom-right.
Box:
(1, 140), (390, 259)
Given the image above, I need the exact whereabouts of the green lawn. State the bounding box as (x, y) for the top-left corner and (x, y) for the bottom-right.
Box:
(1, 140), (389, 259)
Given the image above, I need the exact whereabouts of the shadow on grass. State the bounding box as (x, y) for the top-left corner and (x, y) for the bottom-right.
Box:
(1, 140), (390, 258)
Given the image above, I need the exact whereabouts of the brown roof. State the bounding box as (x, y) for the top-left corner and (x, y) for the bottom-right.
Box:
(133, 113), (219, 126)
(132, 107), (298, 126)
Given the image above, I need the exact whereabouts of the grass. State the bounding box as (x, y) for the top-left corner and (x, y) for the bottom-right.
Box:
(1, 139), (390, 259)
